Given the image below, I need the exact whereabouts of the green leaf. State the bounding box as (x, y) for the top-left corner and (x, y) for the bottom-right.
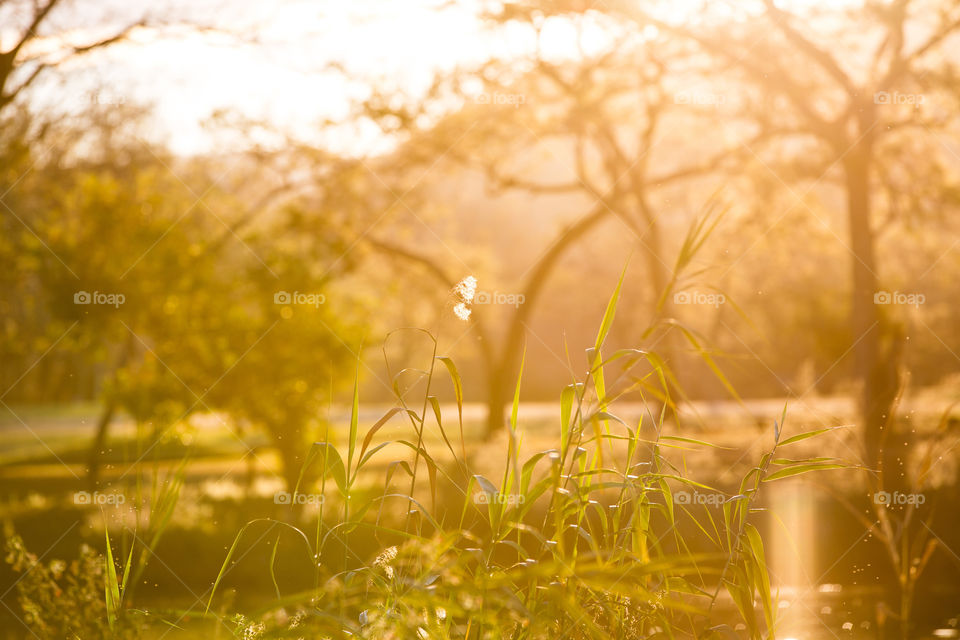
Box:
(104, 529), (121, 630)
(510, 346), (526, 432)
(777, 426), (847, 447)
(744, 523), (774, 632)
(297, 442), (347, 495)
(357, 407), (403, 470)
(675, 324), (742, 404)
(119, 539), (135, 600)
(347, 361), (360, 474)
(772, 457), (836, 465)
(359, 441), (392, 467)
(521, 450), (559, 494)
(595, 262), (628, 352)
(269, 532), (282, 600)
(661, 435), (732, 449)
(428, 395), (442, 427)
(436, 356), (464, 423)
(394, 440), (440, 510)
(560, 383), (577, 457)
(658, 478), (675, 526)
(763, 463), (846, 482)
(589, 411), (629, 429)
(590, 266), (627, 461)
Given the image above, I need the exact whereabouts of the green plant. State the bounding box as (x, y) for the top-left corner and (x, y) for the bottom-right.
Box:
(831, 397), (954, 640)
(201, 266), (847, 639)
(4, 528), (138, 639)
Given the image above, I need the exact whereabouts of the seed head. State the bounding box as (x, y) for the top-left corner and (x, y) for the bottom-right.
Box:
(454, 276), (477, 303)
(453, 302), (472, 321)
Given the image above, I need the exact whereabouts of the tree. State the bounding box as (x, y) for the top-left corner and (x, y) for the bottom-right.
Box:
(0, 103), (363, 489)
(596, 0), (960, 469)
(0, 0), (147, 118)
(337, 12), (757, 433)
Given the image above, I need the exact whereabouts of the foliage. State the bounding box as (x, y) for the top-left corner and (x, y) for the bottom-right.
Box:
(4, 530), (139, 639)
(0, 114), (364, 487)
(197, 272), (847, 640)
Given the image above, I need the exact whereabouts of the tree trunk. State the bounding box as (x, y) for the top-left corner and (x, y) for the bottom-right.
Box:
(274, 425), (307, 492)
(637, 196), (668, 303)
(484, 297), (538, 434)
(87, 399), (117, 490)
(843, 139), (898, 469)
(483, 202), (613, 435)
(485, 363), (510, 434)
(86, 333), (135, 488)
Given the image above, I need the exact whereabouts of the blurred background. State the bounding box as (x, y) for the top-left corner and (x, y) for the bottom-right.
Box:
(1, 0), (960, 638)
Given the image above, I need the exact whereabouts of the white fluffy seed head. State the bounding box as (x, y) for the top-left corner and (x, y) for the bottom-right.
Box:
(453, 275), (477, 303)
(453, 302), (472, 321)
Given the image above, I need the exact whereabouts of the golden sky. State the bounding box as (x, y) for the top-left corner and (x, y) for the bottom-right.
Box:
(4, 0), (645, 154)
(4, 0), (864, 154)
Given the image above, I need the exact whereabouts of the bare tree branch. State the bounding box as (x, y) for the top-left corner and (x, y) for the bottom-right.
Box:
(7, 0), (61, 62)
(1, 9), (145, 109)
(761, 0), (858, 98)
(882, 7), (960, 87)
(619, 8), (837, 140)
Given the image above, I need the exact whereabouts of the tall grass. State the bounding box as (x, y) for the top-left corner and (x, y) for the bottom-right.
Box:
(203, 260), (846, 639)
(1, 209), (851, 639)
